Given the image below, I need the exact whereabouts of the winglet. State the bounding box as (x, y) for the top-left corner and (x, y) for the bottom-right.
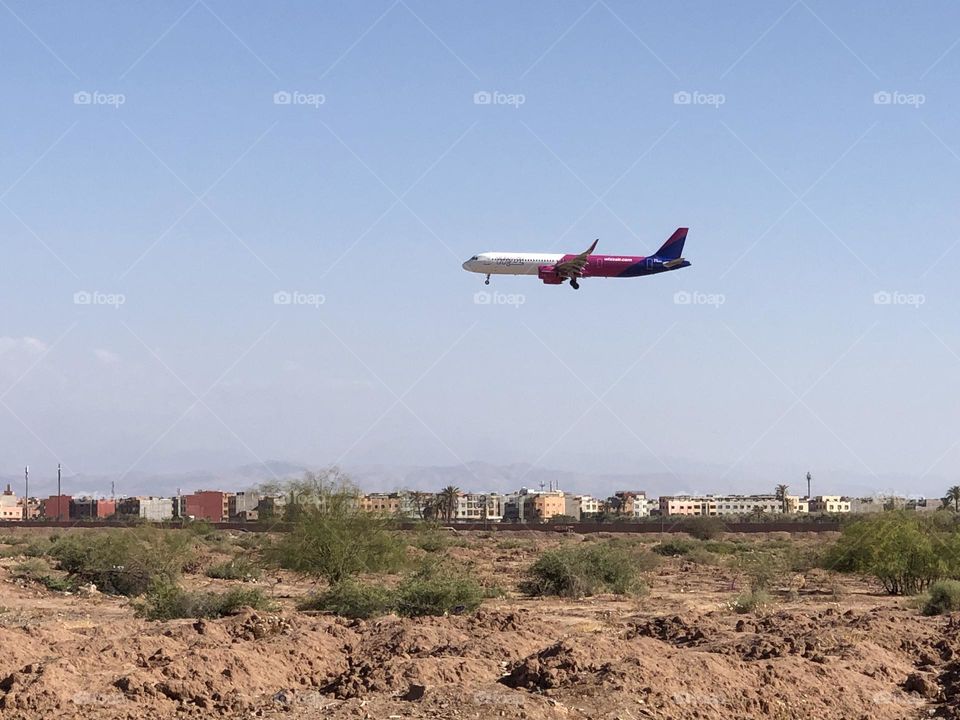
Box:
(583, 239), (598, 255)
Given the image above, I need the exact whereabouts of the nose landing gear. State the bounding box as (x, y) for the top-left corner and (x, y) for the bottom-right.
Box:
(484, 274), (490, 285)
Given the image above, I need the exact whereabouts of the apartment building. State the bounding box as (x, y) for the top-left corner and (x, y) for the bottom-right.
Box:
(454, 493), (503, 522)
(0, 486), (20, 521)
(229, 492), (260, 520)
(257, 495), (287, 520)
(659, 496), (704, 516)
(116, 496), (174, 521)
(184, 491), (231, 522)
(808, 495), (851, 514)
(42, 495), (72, 521)
(360, 492), (408, 516)
(659, 494), (787, 517)
(530, 492), (566, 522)
(578, 495), (601, 517)
(70, 497), (116, 519)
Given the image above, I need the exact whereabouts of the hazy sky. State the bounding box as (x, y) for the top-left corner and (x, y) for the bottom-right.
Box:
(2, 1), (960, 496)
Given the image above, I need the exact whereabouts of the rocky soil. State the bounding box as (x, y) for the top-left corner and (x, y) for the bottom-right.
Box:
(0, 530), (950, 719)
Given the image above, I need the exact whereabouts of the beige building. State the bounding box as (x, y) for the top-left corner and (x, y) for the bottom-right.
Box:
(808, 495), (851, 514)
(531, 492), (566, 522)
(0, 486), (20, 521)
(659, 494), (796, 517)
(359, 493), (403, 514)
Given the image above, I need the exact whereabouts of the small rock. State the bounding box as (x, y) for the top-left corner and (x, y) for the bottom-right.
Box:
(402, 684), (426, 701)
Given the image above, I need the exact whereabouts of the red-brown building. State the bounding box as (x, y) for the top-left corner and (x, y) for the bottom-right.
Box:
(70, 497), (116, 519)
(43, 495), (72, 521)
(184, 491), (230, 522)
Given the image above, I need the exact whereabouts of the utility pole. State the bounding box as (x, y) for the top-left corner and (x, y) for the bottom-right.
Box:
(23, 466), (28, 521)
(57, 463), (62, 522)
(806, 471), (812, 499)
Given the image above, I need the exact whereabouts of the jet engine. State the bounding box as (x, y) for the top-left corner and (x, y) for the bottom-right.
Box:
(538, 265), (564, 284)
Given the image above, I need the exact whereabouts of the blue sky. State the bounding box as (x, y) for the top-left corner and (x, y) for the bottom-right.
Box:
(2, 1), (960, 497)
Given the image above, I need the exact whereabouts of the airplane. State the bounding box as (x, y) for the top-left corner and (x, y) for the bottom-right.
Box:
(462, 227), (690, 289)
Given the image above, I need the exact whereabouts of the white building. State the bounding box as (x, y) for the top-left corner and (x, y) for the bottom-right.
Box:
(455, 493), (503, 522)
(578, 495), (601, 517)
(659, 494), (790, 517)
(117, 496), (174, 522)
(632, 494), (652, 517)
(808, 495), (851, 514)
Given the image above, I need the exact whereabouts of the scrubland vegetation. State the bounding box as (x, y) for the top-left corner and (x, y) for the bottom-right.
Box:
(5, 480), (960, 626)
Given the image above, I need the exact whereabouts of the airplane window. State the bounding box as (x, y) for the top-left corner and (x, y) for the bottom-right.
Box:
(470, 255), (478, 261)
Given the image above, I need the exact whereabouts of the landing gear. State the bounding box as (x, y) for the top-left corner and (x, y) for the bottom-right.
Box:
(570, 278), (580, 290)
(484, 274), (490, 285)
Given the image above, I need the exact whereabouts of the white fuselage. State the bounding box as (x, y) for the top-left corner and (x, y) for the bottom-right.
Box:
(462, 252), (565, 276)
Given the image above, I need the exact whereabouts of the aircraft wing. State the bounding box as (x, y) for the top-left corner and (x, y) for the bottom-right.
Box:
(554, 239), (598, 277)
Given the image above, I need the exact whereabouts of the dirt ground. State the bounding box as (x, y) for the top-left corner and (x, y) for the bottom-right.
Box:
(0, 528), (951, 720)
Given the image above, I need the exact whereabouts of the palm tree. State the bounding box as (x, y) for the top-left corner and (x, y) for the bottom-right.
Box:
(407, 490), (432, 520)
(945, 486), (960, 512)
(606, 495), (624, 516)
(438, 485), (460, 522)
(775, 484), (790, 514)
(751, 505), (766, 522)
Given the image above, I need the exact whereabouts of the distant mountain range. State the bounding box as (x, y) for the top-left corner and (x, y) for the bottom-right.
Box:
(0, 459), (945, 500)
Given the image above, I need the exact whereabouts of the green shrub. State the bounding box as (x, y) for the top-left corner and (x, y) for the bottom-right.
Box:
(49, 528), (196, 596)
(137, 580), (273, 620)
(680, 516), (726, 541)
(411, 529), (452, 553)
(300, 562), (493, 620)
(702, 540), (739, 555)
(10, 558), (76, 591)
(395, 563), (484, 617)
(520, 542), (652, 598)
(739, 552), (784, 592)
(231, 533), (267, 551)
(22, 537), (54, 557)
(205, 558), (262, 581)
(731, 589), (771, 615)
(686, 546), (721, 565)
(496, 539), (529, 551)
(824, 512), (955, 595)
(300, 579), (395, 619)
(923, 580), (960, 615)
(653, 538), (695, 557)
(264, 489), (407, 583)
(786, 545), (823, 573)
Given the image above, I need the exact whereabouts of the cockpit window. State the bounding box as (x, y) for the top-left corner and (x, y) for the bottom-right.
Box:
(470, 255), (478, 261)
